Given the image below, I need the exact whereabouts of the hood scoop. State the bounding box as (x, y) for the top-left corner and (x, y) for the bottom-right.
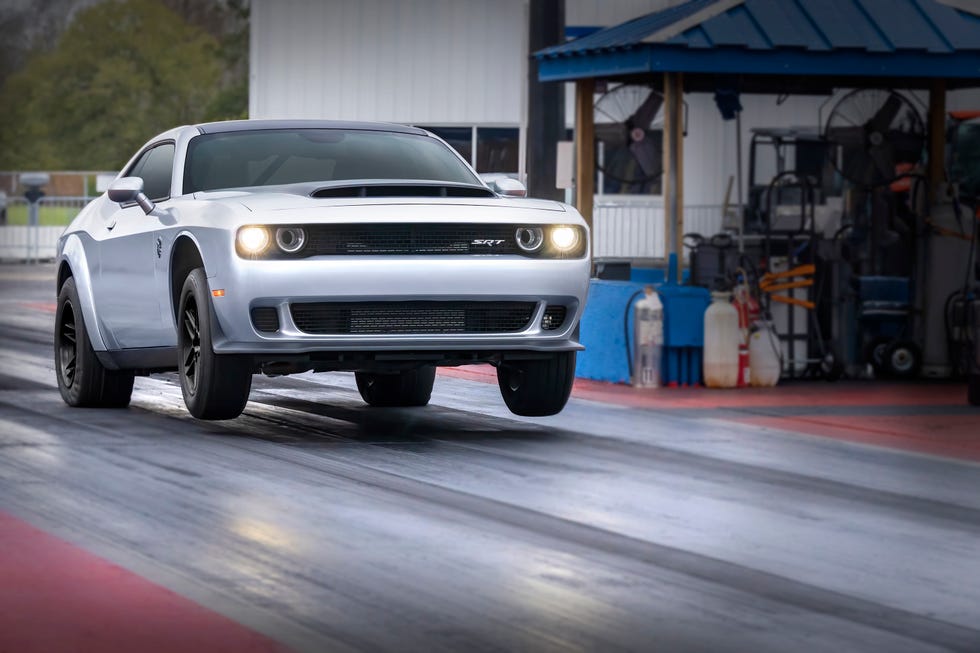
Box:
(311, 182), (494, 199)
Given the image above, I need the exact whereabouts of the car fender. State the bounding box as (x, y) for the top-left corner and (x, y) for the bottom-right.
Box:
(58, 233), (110, 353)
(168, 227), (231, 344)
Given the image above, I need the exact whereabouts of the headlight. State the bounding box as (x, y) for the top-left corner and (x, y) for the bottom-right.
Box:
(237, 226), (270, 255)
(549, 225), (579, 251)
(515, 227), (544, 252)
(275, 227), (306, 254)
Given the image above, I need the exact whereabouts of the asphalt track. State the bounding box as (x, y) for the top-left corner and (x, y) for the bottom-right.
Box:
(1, 263), (979, 652)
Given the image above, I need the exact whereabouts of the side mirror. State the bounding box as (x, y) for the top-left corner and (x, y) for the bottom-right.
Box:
(490, 177), (527, 198)
(108, 177), (155, 214)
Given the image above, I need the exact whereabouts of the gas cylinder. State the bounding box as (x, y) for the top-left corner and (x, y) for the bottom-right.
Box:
(749, 320), (781, 387)
(732, 280), (759, 386)
(703, 291), (740, 388)
(632, 286), (663, 388)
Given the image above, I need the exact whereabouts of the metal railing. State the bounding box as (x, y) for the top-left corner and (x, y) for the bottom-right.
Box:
(0, 196), (90, 262)
(593, 199), (725, 260)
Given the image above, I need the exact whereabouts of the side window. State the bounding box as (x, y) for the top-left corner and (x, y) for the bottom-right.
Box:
(124, 142), (175, 201)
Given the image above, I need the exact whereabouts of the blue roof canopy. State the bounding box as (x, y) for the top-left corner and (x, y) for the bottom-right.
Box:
(536, 0), (980, 87)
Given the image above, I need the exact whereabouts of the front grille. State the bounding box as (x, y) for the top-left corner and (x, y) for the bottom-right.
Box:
(302, 224), (519, 256)
(541, 305), (567, 330)
(290, 301), (536, 335)
(251, 307), (280, 333)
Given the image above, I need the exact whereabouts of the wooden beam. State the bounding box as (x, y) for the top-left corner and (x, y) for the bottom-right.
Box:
(928, 79), (947, 202)
(574, 77), (595, 236)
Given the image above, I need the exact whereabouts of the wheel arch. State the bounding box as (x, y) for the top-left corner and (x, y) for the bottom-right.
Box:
(58, 234), (109, 352)
(170, 233), (205, 324)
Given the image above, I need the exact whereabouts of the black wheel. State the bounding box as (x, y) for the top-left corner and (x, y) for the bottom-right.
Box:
(178, 268), (252, 419)
(55, 277), (134, 407)
(355, 366), (436, 407)
(883, 340), (921, 378)
(497, 351), (576, 417)
(969, 374), (980, 406)
(865, 336), (891, 375)
(820, 350), (844, 382)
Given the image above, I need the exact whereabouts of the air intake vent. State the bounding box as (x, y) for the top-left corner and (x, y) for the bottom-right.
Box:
(541, 305), (567, 330)
(311, 185), (494, 199)
(251, 307), (280, 333)
(290, 301), (535, 335)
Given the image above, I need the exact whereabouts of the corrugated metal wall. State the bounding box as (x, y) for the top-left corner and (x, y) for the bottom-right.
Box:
(250, 1), (980, 212)
(250, 0), (525, 124)
(566, 0), (688, 27)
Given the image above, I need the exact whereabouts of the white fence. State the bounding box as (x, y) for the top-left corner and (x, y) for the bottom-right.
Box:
(0, 226), (65, 262)
(0, 196), (89, 262)
(593, 199), (725, 260)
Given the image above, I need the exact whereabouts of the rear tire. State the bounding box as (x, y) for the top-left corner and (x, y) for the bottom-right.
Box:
(55, 277), (134, 408)
(497, 351), (576, 417)
(178, 268), (252, 420)
(355, 366), (436, 407)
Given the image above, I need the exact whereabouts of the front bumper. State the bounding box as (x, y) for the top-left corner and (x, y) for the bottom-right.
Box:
(206, 256), (591, 355)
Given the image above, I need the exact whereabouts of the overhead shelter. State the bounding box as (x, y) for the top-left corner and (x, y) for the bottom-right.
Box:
(533, 0), (980, 276)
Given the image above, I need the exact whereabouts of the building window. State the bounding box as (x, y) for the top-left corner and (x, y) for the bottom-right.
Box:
(417, 126), (519, 175)
(416, 126), (472, 167)
(476, 127), (518, 174)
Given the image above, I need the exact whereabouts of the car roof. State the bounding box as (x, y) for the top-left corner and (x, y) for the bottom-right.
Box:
(194, 119), (427, 136)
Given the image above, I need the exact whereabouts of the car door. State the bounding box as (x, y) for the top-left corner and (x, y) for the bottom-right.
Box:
(96, 142), (176, 350)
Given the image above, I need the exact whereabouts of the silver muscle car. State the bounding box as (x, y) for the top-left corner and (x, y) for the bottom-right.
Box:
(55, 120), (590, 419)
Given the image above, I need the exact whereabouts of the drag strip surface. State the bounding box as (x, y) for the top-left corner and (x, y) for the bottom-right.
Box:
(1, 264), (979, 652)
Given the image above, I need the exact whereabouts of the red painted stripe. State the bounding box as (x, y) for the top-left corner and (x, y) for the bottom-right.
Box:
(0, 511), (292, 653)
(437, 366), (967, 409)
(18, 301), (57, 314)
(438, 366), (980, 461)
(729, 414), (980, 463)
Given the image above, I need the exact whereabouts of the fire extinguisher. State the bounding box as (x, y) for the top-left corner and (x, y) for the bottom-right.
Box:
(732, 270), (759, 387)
(632, 286), (663, 388)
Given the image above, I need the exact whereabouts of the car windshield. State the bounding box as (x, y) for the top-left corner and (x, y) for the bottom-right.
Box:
(183, 128), (480, 193)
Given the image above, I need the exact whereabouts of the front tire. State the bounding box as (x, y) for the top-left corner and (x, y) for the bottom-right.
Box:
(355, 366), (436, 407)
(55, 277), (135, 408)
(497, 351), (576, 417)
(178, 268), (252, 420)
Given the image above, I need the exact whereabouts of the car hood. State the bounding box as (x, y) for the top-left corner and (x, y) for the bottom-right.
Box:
(195, 189), (566, 213)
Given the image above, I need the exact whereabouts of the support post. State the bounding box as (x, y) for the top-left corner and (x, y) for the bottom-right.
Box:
(662, 72), (685, 280)
(574, 77), (595, 235)
(526, 0), (565, 200)
(928, 79), (946, 202)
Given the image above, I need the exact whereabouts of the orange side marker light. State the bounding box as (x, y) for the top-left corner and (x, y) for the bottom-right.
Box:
(212, 289), (226, 298)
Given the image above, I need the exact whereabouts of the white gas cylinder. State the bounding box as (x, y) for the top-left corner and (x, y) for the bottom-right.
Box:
(749, 320), (781, 387)
(632, 286), (663, 388)
(703, 291), (740, 388)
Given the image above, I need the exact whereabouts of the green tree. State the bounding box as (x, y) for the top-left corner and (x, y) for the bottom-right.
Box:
(0, 0), (224, 170)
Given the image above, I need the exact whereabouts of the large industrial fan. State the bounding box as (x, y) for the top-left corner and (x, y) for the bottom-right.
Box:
(594, 84), (665, 189)
(823, 89), (925, 188)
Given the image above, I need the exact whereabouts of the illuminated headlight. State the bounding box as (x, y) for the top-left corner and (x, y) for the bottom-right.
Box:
(237, 226), (270, 255)
(275, 227), (306, 254)
(549, 225), (579, 251)
(515, 227), (544, 252)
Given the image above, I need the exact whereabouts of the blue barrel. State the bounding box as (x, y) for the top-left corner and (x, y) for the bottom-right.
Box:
(658, 283), (711, 386)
